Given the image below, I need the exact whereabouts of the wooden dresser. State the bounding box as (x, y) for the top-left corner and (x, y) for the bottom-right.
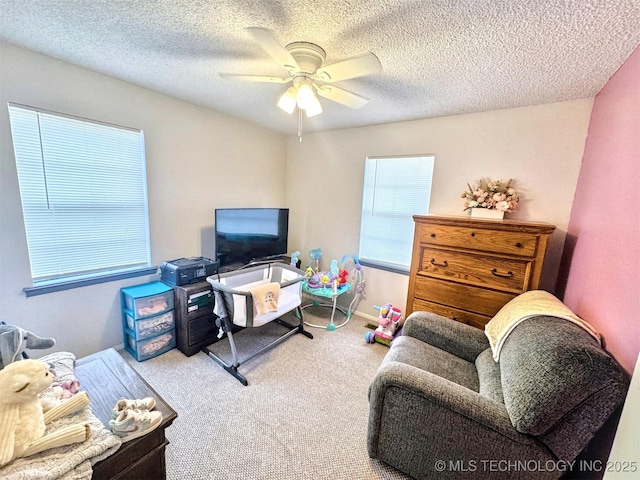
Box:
(75, 348), (177, 480)
(406, 215), (556, 328)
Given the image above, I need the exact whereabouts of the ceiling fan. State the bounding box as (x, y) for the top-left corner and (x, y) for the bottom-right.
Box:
(220, 28), (382, 120)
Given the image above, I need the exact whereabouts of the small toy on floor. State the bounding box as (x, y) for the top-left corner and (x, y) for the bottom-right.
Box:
(365, 302), (403, 346)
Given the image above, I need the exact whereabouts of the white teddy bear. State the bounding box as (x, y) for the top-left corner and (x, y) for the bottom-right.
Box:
(0, 359), (91, 466)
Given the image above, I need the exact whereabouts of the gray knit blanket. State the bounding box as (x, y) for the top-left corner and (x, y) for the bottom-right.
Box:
(0, 352), (122, 480)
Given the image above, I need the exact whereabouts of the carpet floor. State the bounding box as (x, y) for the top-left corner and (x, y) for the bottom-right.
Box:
(121, 307), (411, 480)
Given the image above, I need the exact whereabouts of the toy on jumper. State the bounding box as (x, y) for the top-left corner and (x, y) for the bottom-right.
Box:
(302, 251), (366, 331)
(289, 251), (300, 268)
(304, 251), (354, 292)
(365, 302), (403, 346)
(308, 248), (322, 272)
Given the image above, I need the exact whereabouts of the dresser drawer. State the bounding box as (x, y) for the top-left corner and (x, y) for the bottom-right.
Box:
(408, 216), (555, 330)
(177, 283), (214, 320)
(411, 298), (492, 329)
(107, 440), (168, 480)
(418, 247), (530, 293)
(413, 276), (516, 317)
(188, 314), (218, 345)
(419, 224), (539, 257)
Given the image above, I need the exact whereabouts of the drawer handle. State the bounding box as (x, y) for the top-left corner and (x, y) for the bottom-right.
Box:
(470, 232), (476, 237)
(515, 242), (523, 248)
(430, 233), (436, 238)
(430, 259), (448, 268)
(492, 268), (513, 278)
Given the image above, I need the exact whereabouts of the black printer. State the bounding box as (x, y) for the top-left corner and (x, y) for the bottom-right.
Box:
(160, 257), (218, 286)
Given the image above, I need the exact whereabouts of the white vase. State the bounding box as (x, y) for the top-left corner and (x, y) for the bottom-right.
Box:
(469, 208), (505, 220)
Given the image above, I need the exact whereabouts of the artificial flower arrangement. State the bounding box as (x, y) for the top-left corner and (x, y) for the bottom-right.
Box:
(461, 178), (519, 212)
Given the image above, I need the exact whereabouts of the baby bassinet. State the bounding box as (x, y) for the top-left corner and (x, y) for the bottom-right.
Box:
(205, 263), (312, 385)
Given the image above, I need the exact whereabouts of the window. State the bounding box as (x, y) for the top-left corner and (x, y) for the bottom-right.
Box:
(358, 155), (435, 273)
(8, 104), (153, 296)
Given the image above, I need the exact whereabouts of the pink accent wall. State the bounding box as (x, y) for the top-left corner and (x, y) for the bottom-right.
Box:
(561, 46), (640, 374)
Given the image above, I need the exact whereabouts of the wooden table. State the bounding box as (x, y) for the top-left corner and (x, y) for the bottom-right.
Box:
(75, 348), (177, 480)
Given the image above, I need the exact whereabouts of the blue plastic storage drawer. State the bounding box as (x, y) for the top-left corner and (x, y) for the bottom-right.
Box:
(126, 310), (175, 340)
(125, 329), (176, 361)
(122, 282), (174, 320)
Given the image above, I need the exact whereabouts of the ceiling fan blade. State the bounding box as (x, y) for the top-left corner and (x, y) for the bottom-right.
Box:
(245, 27), (300, 71)
(219, 73), (291, 83)
(316, 53), (382, 82)
(315, 84), (369, 109)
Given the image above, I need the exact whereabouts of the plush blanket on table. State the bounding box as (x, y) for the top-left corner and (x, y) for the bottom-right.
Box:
(0, 352), (121, 480)
(485, 290), (601, 361)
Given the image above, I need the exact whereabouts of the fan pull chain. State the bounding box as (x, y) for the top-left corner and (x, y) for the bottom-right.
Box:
(298, 108), (303, 142)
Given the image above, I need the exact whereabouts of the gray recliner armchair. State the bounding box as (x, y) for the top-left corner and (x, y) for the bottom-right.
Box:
(367, 311), (629, 480)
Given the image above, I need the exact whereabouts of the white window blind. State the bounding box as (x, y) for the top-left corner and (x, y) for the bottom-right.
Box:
(8, 104), (151, 286)
(359, 155), (434, 272)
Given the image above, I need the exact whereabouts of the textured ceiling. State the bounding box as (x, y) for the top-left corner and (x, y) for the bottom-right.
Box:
(1, 0), (639, 135)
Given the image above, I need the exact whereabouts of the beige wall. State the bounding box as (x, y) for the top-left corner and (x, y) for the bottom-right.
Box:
(285, 100), (593, 318)
(0, 41), (287, 357)
(0, 40), (595, 356)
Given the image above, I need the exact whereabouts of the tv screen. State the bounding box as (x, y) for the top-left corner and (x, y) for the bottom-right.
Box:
(215, 208), (289, 268)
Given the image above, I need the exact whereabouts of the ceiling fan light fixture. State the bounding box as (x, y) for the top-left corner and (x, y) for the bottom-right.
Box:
(277, 87), (297, 114)
(304, 96), (323, 117)
(224, 28), (382, 134)
(296, 83), (316, 110)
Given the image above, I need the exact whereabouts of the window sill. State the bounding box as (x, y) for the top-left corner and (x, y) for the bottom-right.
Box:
(359, 260), (409, 275)
(23, 266), (158, 297)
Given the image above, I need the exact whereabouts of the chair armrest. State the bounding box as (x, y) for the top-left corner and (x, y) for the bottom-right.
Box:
(403, 311), (490, 363)
(368, 361), (519, 443)
(367, 362), (543, 472)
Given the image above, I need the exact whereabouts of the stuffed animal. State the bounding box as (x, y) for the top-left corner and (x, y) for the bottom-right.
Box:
(0, 359), (90, 467)
(0, 324), (56, 370)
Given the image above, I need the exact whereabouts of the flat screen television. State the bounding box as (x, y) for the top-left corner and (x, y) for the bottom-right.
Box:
(214, 208), (289, 269)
